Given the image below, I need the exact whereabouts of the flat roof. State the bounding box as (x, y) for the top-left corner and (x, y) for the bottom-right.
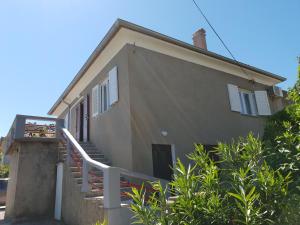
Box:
(48, 19), (286, 115)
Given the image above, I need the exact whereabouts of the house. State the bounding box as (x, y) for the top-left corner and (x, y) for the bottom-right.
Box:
(3, 19), (287, 225)
(48, 19), (286, 179)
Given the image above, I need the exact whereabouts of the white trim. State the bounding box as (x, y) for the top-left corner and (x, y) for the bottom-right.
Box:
(227, 84), (242, 112)
(51, 28), (282, 117)
(108, 66), (119, 106)
(100, 78), (109, 113)
(254, 91), (271, 116)
(239, 89), (258, 116)
(171, 144), (176, 168)
(92, 85), (99, 117)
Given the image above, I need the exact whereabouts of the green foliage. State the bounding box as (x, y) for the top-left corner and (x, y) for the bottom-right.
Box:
(92, 220), (107, 225)
(262, 67), (300, 224)
(0, 164), (9, 178)
(130, 135), (295, 225)
(0, 152), (9, 178)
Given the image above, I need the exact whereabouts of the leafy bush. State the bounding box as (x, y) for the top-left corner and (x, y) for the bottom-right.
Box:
(130, 134), (292, 225)
(130, 67), (300, 224)
(0, 164), (9, 178)
(0, 152), (9, 178)
(262, 68), (300, 223)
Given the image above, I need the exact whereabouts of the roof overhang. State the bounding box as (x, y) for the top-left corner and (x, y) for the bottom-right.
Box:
(48, 19), (286, 116)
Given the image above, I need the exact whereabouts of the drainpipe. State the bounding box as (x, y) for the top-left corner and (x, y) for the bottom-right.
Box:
(62, 99), (71, 130)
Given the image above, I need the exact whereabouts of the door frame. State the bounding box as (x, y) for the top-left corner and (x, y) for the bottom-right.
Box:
(83, 94), (90, 142)
(171, 144), (176, 168)
(79, 101), (84, 142)
(152, 144), (176, 180)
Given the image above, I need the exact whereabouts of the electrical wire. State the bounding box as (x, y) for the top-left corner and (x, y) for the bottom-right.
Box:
(192, 0), (253, 81)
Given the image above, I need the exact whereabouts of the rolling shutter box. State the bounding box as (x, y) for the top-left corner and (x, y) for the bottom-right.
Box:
(227, 84), (242, 112)
(254, 91), (271, 116)
(92, 85), (99, 117)
(109, 66), (119, 106)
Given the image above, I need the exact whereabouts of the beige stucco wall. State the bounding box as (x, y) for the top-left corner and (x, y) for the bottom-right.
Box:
(62, 45), (133, 171)
(5, 141), (58, 220)
(59, 44), (286, 177)
(127, 45), (282, 175)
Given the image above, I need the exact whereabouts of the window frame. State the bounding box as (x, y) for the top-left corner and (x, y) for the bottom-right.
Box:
(100, 78), (110, 114)
(239, 88), (258, 116)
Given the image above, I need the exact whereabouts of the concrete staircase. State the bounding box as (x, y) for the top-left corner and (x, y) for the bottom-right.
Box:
(57, 139), (149, 224)
(58, 142), (111, 204)
(58, 142), (133, 204)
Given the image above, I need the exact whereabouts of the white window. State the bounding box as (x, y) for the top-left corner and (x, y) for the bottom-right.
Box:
(254, 91), (271, 115)
(92, 85), (99, 117)
(100, 79), (109, 113)
(227, 84), (271, 116)
(109, 66), (118, 105)
(239, 89), (258, 116)
(227, 84), (242, 112)
(93, 66), (119, 116)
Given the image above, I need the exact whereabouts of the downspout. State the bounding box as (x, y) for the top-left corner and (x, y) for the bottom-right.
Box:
(62, 99), (71, 130)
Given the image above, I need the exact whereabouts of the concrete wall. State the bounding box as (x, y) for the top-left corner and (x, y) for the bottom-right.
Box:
(61, 163), (104, 225)
(5, 141), (58, 220)
(127, 45), (282, 175)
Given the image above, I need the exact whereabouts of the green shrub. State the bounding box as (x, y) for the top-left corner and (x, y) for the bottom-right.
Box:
(0, 164), (9, 178)
(130, 134), (293, 225)
(129, 67), (300, 225)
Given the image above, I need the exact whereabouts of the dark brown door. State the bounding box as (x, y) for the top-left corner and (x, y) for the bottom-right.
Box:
(79, 102), (84, 142)
(87, 94), (90, 142)
(152, 144), (173, 181)
(83, 95), (90, 142)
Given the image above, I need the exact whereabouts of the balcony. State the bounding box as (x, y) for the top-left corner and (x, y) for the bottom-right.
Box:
(3, 115), (64, 155)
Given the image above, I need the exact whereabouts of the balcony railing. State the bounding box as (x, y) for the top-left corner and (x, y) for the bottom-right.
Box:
(3, 115), (64, 155)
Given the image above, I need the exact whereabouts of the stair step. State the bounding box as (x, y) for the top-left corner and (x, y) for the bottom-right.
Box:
(63, 154), (105, 159)
(84, 196), (104, 202)
(72, 172), (82, 178)
(85, 190), (103, 198)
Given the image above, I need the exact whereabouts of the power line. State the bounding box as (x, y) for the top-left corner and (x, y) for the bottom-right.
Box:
(192, 0), (252, 80)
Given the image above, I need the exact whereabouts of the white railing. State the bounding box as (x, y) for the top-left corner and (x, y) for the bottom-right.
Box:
(61, 128), (167, 208)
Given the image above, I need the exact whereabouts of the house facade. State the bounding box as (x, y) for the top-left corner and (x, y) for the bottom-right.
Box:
(48, 19), (286, 180)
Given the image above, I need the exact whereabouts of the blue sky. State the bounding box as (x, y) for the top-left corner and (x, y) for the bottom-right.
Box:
(0, 0), (299, 136)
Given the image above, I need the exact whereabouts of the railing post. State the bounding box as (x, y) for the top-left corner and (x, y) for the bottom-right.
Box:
(55, 119), (64, 139)
(103, 167), (120, 208)
(15, 115), (26, 139)
(81, 159), (90, 192)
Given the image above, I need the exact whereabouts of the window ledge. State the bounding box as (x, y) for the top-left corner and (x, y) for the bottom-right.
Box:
(240, 113), (259, 118)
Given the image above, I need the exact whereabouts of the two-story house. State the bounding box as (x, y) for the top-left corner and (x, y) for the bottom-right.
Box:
(48, 19), (286, 180)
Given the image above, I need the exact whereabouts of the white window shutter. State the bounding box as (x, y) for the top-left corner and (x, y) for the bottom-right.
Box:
(109, 66), (118, 106)
(227, 84), (242, 112)
(92, 85), (99, 116)
(254, 91), (271, 115)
